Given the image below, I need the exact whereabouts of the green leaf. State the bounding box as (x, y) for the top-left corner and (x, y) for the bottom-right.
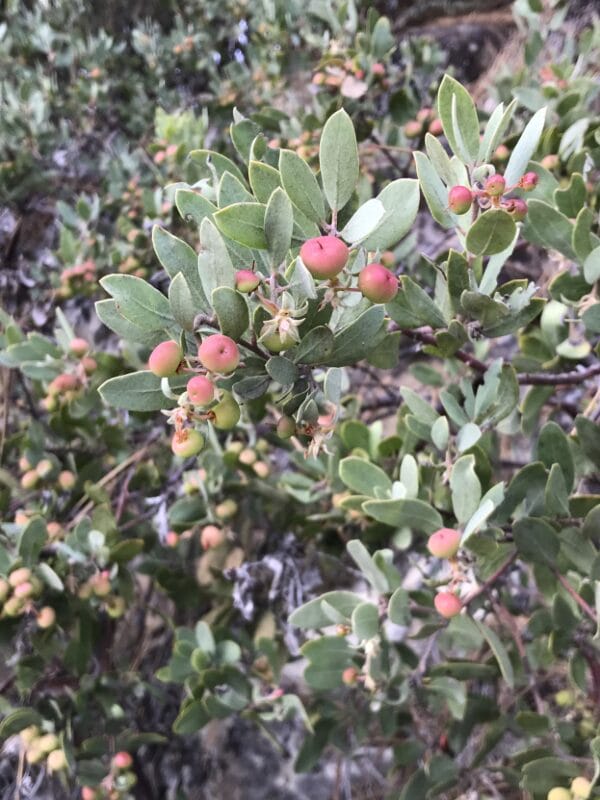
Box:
(470, 618), (515, 688)
(513, 517), (560, 565)
(218, 171), (254, 206)
(99, 371), (186, 412)
(401, 386), (439, 426)
(319, 109), (359, 212)
(248, 161), (282, 204)
(293, 326), (335, 365)
(152, 226), (205, 309)
(230, 117), (260, 163)
(362, 498), (443, 533)
(582, 303), (600, 334)
(521, 199), (576, 261)
(478, 99), (517, 164)
(414, 151), (454, 229)
(387, 276), (447, 329)
(278, 149), (325, 223)
(95, 300), (165, 347)
(265, 356), (297, 385)
(172, 701), (209, 734)
(572, 207), (597, 262)
(168, 273), (196, 331)
(450, 455), (482, 524)
(504, 107), (547, 186)
(545, 463), (570, 517)
(329, 306), (386, 366)
(339, 456), (392, 496)
(554, 173), (586, 218)
(175, 188), (217, 227)
(265, 187), (293, 265)
(18, 518), (46, 566)
(100, 275), (174, 331)
(388, 588), (411, 626)
(0, 708), (43, 738)
(37, 562), (64, 591)
(351, 602), (379, 640)
(466, 210), (517, 257)
(346, 540), (389, 592)
(289, 591), (365, 629)
(575, 415), (600, 468)
(437, 75), (480, 163)
(211, 287), (249, 341)
(189, 149), (247, 186)
(214, 203), (267, 249)
(197, 218), (237, 298)
(109, 539), (144, 564)
(340, 199), (386, 245)
(583, 246), (600, 285)
(537, 420), (574, 490)
(362, 179), (420, 250)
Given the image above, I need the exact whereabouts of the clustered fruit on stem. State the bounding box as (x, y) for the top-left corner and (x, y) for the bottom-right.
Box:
(427, 528), (463, 619)
(547, 777), (593, 800)
(447, 168), (538, 221)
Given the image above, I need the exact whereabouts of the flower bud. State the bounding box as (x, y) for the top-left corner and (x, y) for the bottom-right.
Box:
(519, 171), (539, 191)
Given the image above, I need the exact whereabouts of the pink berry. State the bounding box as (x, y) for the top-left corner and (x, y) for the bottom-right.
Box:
(371, 63), (385, 77)
(112, 751), (133, 770)
(358, 263), (398, 303)
(448, 185), (473, 215)
(200, 524), (225, 549)
(428, 119), (443, 136)
(403, 120), (422, 139)
(519, 171), (539, 191)
(235, 270), (260, 293)
(58, 470), (76, 490)
(81, 788), (97, 800)
(198, 335), (240, 374)
(81, 356), (97, 375)
(69, 338), (89, 357)
(342, 667), (358, 685)
(48, 373), (80, 396)
(187, 375), (215, 407)
(21, 470), (39, 490)
(427, 528), (461, 559)
(36, 606), (56, 629)
(171, 429), (204, 458)
(505, 198), (528, 221)
(299, 236), (349, 280)
(484, 174), (506, 197)
(148, 341), (183, 377)
(434, 592), (462, 619)
(165, 531), (179, 547)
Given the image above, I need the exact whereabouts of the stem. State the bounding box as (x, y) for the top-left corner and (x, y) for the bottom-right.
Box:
(554, 571), (597, 623)
(463, 551), (518, 606)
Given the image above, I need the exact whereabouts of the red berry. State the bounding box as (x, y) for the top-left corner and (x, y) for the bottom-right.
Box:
(198, 335), (240, 374)
(112, 751), (133, 770)
(187, 375), (215, 407)
(427, 528), (461, 559)
(520, 171), (539, 191)
(171, 429), (204, 458)
(448, 185), (473, 215)
(200, 524), (225, 549)
(484, 174), (506, 197)
(358, 263), (398, 303)
(371, 63), (385, 77)
(148, 341), (183, 377)
(165, 531), (179, 547)
(434, 592), (462, 619)
(235, 270), (260, 293)
(299, 236), (349, 280)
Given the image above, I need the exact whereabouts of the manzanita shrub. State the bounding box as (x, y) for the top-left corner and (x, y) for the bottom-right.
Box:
(1, 63), (600, 798)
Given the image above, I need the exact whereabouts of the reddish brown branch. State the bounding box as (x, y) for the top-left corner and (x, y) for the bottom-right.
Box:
(463, 551), (518, 607)
(554, 571), (597, 623)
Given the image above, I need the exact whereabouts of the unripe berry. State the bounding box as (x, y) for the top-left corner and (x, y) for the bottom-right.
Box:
(35, 458), (53, 479)
(253, 461), (270, 478)
(200, 524), (225, 549)
(3, 597), (24, 616)
(484, 174), (506, 197)
(105, 596), (126, 618)
(215, 499), (238, 520)
(46, 521), (62, 539)
(37, 606), (56, 628)
(112, 751), (133, 770)
(299, 236), (349, 280)
(260, 331), (296, 353)
(427, 528), (461, 559)
(211, 392), (241, 430)
(541, 154), (559, 170)
(26, 743), (46, 764)
(434, 592), (462, 619)
(571, 777), (592, 799)
(81, 788), (97, 800)
(547, 790), (572, 800)
(239, 448), (257, 466)
(342, 667), (358, 685)
(0, 579), (9, 601)
(358, 263), (398, 303)
(417, 107), (432, 122)
(403, 120), (422, 138)
(276, 415), (296, 439)
(21, 469), (39, 490)
(19, 456), (31, 471)
(47, 749), (68, 772)
(58, 470), (76, 490)
(37, 733), (59, 753)
(92, 573), (111, 597)
(448, 185), (473, 215)
(20, 726), (39, 745)
(371, 62), (385, 77)
(9, 568), (31, 588)
(428, 118), (443, 136)
(235, 269), (260, 293)
(69, 338), (89, 357)
(198, 335), (240, 374)
(187, 375), (215, 407)
(148, 340), (183, 377)
(505, 198), (528, 221)
(520, 171), (539, 191)
(171, 429), (205, 458)
(494, 144), (510, 161)
(48, 373), (80, 396)
(81, 356), (97, 375)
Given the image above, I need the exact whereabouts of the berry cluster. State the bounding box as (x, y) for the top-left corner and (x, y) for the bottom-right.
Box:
(448, 170), (539, 220)
(427, 528), (463, 619)
(41, 337), (96, 413)
(0, 567), (55, 626)
(19, 726), (67, 773)
(547, 777), (593, 800)
(81, 751), (136, 799)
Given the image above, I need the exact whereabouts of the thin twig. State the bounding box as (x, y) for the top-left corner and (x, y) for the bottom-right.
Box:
(554, 571), (597, 623)
(463, 551), (518, 607)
